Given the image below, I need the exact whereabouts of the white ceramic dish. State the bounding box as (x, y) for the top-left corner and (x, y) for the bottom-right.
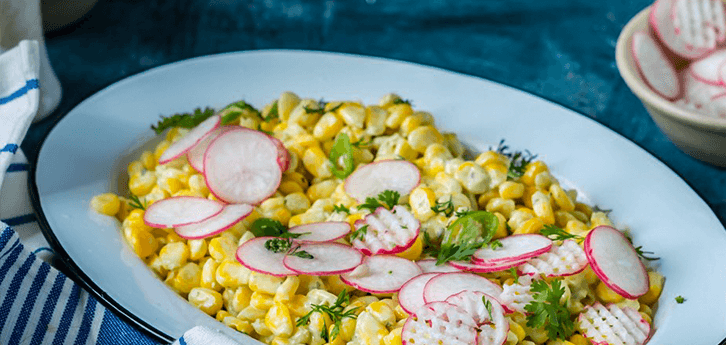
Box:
(33, 50), (726, 344)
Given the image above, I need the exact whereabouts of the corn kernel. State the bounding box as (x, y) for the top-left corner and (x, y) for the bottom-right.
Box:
(499, 181), (524, 200)
(313, 112), (345, 141)
(575, 202), (593, 219)
(475, 151), (509, 168)
(265, 302), (294, 337)
(382, 327), (402, 345)
(208, 236), (237, 262)
(514, 217), (545, 235)
(396, 233), (423, 261)
(568, 334), (590, 345)
(238, 305), (268, 321)
(188, 287), (223, 315)
(339, 103), (366, 129)
(639, 271), (665, 305)
(596, 281), (624, 304)
(454, 162), (490, 194)
(127, 160), (144, 178)
(508, 319), (526, 343)
(251, 291), (275, 310)
(126, 228), (158, 259)
(408, 186), (436, 221)
(407, 125), (443, 153)
(493, 212), (508, 239)
(486, 197), (515, 219)
(223, 316), (254, 334)
(230, 286), (253, 315)
(353, 312), (387, 345)
(129, 171), (157, 196)
(521, 161), (548, 185)
(303, 146), (333, 179)
(365, 106), (388, 136)
(484, 163), (508, 190)
(274, 276), (300, 303)
(215, 259), (251, 288)
(278, 91), (301, 121)
(442, 133), (465, 157)
(385, 104), (413, 129)
(532, 191), (555, 225)
(366, 301), (396, 328)
(550, 184), (575, 212)
(159, 242), (189, 270)
(590, 212), (613, 228)
(307, 180), (337, 202)
(565, 220), (589, 236)
(170, 262), (201, 294)
(141, 151), (156, 171)
(279, 181), (304, 195)
(91, 193), (121, 216)
(249, 272), (285, 294)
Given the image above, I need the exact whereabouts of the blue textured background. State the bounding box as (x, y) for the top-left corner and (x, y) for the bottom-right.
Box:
(25, 1), (725, 249)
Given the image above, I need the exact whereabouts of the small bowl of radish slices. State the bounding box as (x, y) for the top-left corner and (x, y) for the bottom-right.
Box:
(615, 0), (726, 167)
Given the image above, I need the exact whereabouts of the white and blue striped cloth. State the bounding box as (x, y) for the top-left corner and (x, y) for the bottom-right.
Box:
(1, 41), (240, 345)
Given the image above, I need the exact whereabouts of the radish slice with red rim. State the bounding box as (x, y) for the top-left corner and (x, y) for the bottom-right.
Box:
(187, 126), (235, 172)
(204, 127), (283, 204)
(445, 291), (509, 345)
(423, 272), (503, 304)
(352, 206), (420, 255)
(448, 258), (528, 273)
(416, 259), (461, 273)
(143, 196), (224, 228)
(398, 273), (440, 314)
(344, 160), (420, 202)
(340, 255), (422, 294)
(402, 301), (478, 345)
(577, 303), (651, 345)
(282, 242), (363, 276)
(174, 203), (253, 239)
(690, 50), (726, 85)
(158, 115), (220, 165)
(499, 275), (535, 314)
(268, 135), (291, 172)
(649, 0), (725, 59)
(472, 234), (552, 265)
(235, 237), (296, 277)
(584, 226), (650, 299)
(287, 221), (351, 242)
(519, 239), (588, 278)
(631, 31), (681, 100)
(682, 69), (726, 118)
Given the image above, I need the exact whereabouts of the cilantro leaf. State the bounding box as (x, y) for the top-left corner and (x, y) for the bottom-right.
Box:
(431, 197), (454, 217)
(333, 204), (351, 214)
(524, 279), (575, 340)
(358, 197), (383, 213)
(432, 211), (499, 265)
(675, 295), (685, 304)
(357, 190), (400, 212)
(329, 133), (355, 179)
(250, 218), (287, 237)
(151, 107), (216, 134)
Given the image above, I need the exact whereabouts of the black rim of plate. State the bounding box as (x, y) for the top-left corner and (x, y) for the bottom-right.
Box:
(26, 48), (726, 344)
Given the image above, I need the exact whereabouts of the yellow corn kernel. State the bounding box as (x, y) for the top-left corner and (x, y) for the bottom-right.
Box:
(590, 212), (613, 228)
(639, 271), (665, 305)
(385, 103), (413, 129)
(550, 184), (575, 212)
(144, 185), (169, 205)
(208, 236), (236, 262)
(493, 212), (508, 239)
(90, 193), (121, 216)
(508, 319), (526, 343)
(555, 210), (577, 228)
(408, 186), (436, 221)
(568, 334), (591, 345)
(289, 99), (322, 127)
(308, 312), (333, 343)
(365, 106), (388, 136)
(433, 171), (462, 195)
(128, 171), (157, 196)
(514, 217), (545, 235)
(188, 287), (223, 315)
(146, 254), (168, 278)
(287, 294), (309, 317)
(399, 114), (425, 136)
(521, 185), (538, 208)
(165, 232), (183, 244)
(366, 301), (396, 328)
(454, 162), (490, 194)
(237, 305), (268, 321)
(354, 311), (388, 345)
(378, 93), (402, 107)
(302, 146), (333, 179)
(407, 125), (443, 153)
(442, 133), (465, 158)
(170, 262), (201, 294)
(281, 193), (308, 216)
(498, 181), (524, 200)
(484, 163), (508, 189)
(575, 202), (593, 219)
(223, 316), (254, 334)
(279, 181), (304, 195)
(278, 91), (301, 121)
(336, 317), (356, 342)
(565, 220), (588, 237)
(396, 233), (423, 260)
(201, 257), (222, 291)
(339, 103), (366, 129)
(249, 271), (285, 294)
(140, 150), (156, 171)
(382, 327), (402, 345)
(215, 259), (251, 289)
(313, 112), (345, 141)
(127, 160), (144, 178)
(274, 276), (300, 303)
(486, 197), (515, 219)
(287, 214), (304, 228)
(476, 189), (499, 209)
(187, 174), (209, 197)
(188, 239), (207, 261)
(422, 144), (453, 176)
(521, 161), (548, 185)
(265, 302), (294, 337)
(126, 228), (158, 259)
(306, 179), (337, 202)
(228, 286), (253, 315)
(475, 151), (509, 168)
(159, 242), (189, 270)
(532, 191), (555, 225)
(596, 281), (624, 304)
(640, 312), (652, 325)
(393, 304), (409, 321)
(251, 291), (275, 310)
(215, 310), (231, 322)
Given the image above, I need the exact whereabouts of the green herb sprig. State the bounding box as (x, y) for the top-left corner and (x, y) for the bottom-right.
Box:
(151, 107), (216, 134)
(431, 197), (454, 217)
(127, 195), (147, 210)
(350, 225), (368, 241)
(675, 296), (685, 304)
(635, 246), (660, 261)
(494, 139), (537, 180)
(358, 190), (401, 212)
(540, 225), (584, 243)
(333, 204), (351, 214)
(524, 279), (575, 340)
(296, 290), (358, 341)
(432, 211), (499, 265)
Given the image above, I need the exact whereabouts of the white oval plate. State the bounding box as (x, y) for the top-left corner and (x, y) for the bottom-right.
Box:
(33, 50), (726, 344)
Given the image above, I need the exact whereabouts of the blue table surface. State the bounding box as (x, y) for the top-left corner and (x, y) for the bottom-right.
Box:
(26, 1), (725, 240)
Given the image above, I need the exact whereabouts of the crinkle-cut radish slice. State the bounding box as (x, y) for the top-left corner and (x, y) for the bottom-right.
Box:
(472, 234), (552, 265)
(631, 31), (681, 100)
(287, 222), (351, 242)
(681, 69), (726, 118)
(423, 272), (503, 304)
(584, 226), (650, 299)
(445, 291), (508, 345)
(268, 135), (291, 172)
(398, 273), (440, 314)
(174, 203), (253, 239)
(499, 275), (535, 314)
(143, 196), (224, 228)
(402, 302), (478, 345)
(690, 49), (726, 85)
(282, 242), (363, 276)
(448, 258), (527, 273)
(235, 237), (296, 277)
(204, 127), (282, 204)
(352, 206), (420, 255)
(187, 126), (235, 172)
(344, 160), (421, 202)
(416, 259), (462, 273)
(340, 255), (422, 294)
(519, 239), (588, 278)
(650, 0), (726, 59)
(158, 115), (220, 165)
(577, 303), (651, 345)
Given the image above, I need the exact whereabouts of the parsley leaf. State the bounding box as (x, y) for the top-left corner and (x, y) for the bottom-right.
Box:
(296, 289), (358, 341)
(127, 195), (146, 210)
(675, 295), (685, 304)
(358, 197), (383, 213)
(490, 239), (503, 249)
(431, 197), (454, 217)
(357, 190), (400, 212)
(350, 225), (368, 241)
(151, 107), (216, 134)
(634, 246), (660, 261)
(333, 204), (351, 214)
(524, 279), (575, 340)
(329, 133), (356, 179)
(434, 211), (499, 265)
(250, 218), (287, 237)
(540, 225), (584, 243)
(435, 243), (482, 265)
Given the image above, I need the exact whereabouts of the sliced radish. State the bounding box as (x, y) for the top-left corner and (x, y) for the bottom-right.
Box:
(187, 126), (235, 172)
(174, 203), (253, 239)
(445, 291), (508, 345)
(577, 303), (651, 345)
(398, 273), (440, 314)
(158, 115), (220, 165)
(268, 135), (291, 172)
(631, 31), (681, 100)
(235, 236), (296, 277)
(423, 272), (502, 304)
(518, 239), (588, 278)
(584, 226), (650, 299)
(416, 259), (462, 273)
(352, 206), (420, 255)
(650, 0), (726, 59)
(448, 258), (528, 273)
(682, 66), (726, 118)
(401, 301), (478, 345)
(204, 127), (282, 204)
(472, 234), (552, 265)
(287, 221), (351, 242)
(344, 160), (420, 202)
(283, 242), (363, 276)
(143, 196), (224, 228)
(499, 275), (535, 314)
(340, 255), (421, 294)
(690, 49), (726, 85)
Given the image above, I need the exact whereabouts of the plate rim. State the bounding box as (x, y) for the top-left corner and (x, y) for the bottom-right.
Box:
(28, 48), (726, 343)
